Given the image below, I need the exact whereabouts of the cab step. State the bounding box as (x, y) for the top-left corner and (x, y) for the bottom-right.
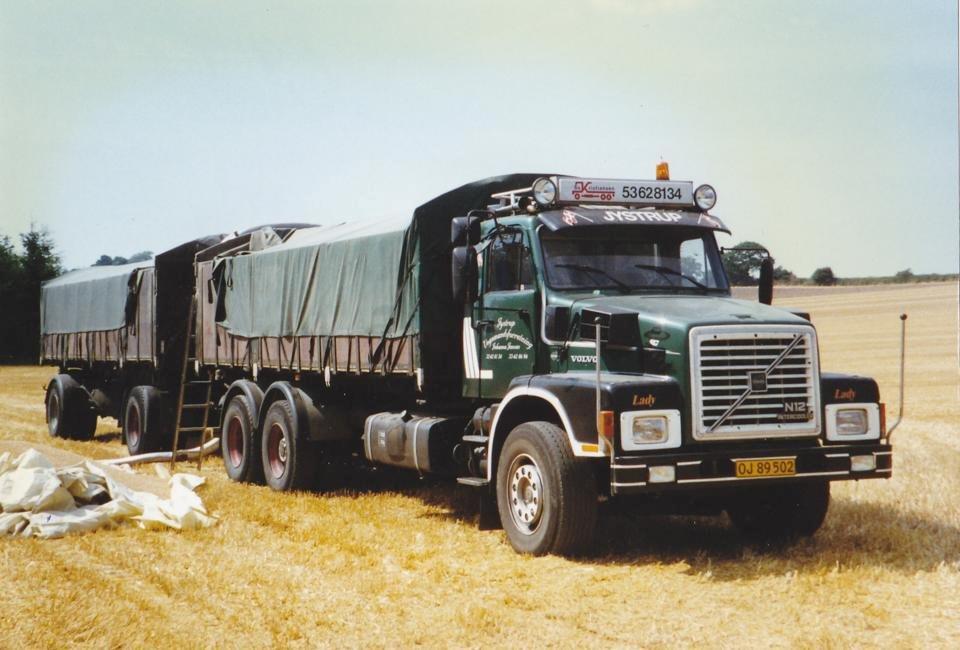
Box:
(462, 435), (489, 444)
(457, 476), (489, 487)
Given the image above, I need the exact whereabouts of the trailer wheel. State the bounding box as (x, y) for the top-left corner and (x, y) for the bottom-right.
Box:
(496, 421), (597, 556)
(261, 399), (317, 491)
(45, 374), (97, 440)
(123, 386), (167, 455)
(221, 393), (264, 484)
(726, 481), (830, 542)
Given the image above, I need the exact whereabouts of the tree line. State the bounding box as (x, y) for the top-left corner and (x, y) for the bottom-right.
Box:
(0, 228), (62, 362)
(724, 241), (837, 287)
(0, 226), (153, 363)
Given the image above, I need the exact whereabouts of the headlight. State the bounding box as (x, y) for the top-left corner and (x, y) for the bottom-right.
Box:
(619, 409), (681, 450)
(694, 184), (717, 210)
(532, 177), (557, 206)
(836, 408), (868, 435)
(631, 416), (668, 445)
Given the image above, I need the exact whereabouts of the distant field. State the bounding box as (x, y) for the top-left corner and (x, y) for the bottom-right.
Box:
(1, 282), (958, 647)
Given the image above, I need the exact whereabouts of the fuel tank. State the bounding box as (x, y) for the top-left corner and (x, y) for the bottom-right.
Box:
(362, 412), (466, 476)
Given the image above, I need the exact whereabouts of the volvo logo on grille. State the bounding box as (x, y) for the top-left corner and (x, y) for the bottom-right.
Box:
(748, 371), (768, 393)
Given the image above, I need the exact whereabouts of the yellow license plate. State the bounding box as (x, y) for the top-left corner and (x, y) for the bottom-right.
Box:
(734, 457), (796, 478)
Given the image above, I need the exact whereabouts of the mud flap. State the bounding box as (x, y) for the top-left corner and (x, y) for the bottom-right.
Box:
(478, 490), (502, 531)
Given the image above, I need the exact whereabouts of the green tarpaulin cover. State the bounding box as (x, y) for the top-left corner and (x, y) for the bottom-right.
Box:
(41, 261), (152, 334)
(219, 218), (418, 338)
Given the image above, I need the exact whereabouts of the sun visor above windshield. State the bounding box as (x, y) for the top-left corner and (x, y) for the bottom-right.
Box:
(538, 208), (729, 234)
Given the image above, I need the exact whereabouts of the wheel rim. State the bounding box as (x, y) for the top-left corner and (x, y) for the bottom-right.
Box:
(126, 404), (141, 448)
(507, 453), (544, 535)
(266, 423), (287, 479)
(47, 391), (60, 434)
(226, 416), (244, 468)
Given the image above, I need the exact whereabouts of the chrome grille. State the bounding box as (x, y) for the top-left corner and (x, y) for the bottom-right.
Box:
(690, 325), (821, 440)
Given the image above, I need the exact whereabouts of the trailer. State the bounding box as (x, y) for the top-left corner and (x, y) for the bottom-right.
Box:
(41, 170), (896, 555)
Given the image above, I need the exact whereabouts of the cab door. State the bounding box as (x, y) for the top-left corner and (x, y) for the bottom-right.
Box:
(466, 230), (538, 399)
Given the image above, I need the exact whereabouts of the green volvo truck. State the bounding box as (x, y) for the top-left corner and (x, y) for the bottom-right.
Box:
(41, 171), (893, 556)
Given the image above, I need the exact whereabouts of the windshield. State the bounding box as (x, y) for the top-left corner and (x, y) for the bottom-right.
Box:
(539, 227), (729, 292)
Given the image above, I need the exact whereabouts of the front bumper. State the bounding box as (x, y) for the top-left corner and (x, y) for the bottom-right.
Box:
(609, 443), (892, 495)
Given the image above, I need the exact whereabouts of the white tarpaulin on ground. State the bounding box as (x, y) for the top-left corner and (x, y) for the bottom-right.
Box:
(0, 448), (216, 538)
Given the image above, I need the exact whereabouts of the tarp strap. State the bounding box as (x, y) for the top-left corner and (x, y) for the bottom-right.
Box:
(368, 257), (419, 372)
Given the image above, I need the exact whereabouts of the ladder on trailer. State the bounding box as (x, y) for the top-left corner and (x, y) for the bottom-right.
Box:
(171, 295), (215, 471)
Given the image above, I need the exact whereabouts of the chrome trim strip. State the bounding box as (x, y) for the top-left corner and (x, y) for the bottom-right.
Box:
(677, 460), (703, 466)
(611, 481), (648, 487)
(611, 464), (647, 470)
(677, 470), (850, 484)
(825, 453), (850, 458)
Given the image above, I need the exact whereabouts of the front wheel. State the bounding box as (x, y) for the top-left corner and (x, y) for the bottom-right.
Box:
(45, 374), (96, 440)
(726, 481), (830, 542)
(495, 421), (597, 556)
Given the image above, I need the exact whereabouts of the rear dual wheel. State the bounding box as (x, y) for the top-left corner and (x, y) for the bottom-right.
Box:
(123, 386), (168, 455)
(220, 392), (263, 484)
(261, 399), (318, 492)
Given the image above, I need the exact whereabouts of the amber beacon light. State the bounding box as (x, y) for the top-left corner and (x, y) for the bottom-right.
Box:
(656, 161), (670, 180)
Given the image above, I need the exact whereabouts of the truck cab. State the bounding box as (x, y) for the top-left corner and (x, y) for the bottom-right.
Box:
(453, 173), (891, 554)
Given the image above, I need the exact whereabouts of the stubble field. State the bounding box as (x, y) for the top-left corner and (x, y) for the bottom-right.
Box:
(1, 282), (958, 647)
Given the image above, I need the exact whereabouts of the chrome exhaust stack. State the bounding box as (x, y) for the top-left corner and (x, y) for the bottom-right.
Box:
(886, 313), (908, 440)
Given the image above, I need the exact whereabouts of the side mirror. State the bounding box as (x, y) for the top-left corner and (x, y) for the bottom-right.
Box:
(544, 306), (570, 340)
(759, 257), (774, 305)
(451, 216), (481, 246)
(452, 245), (478, 305)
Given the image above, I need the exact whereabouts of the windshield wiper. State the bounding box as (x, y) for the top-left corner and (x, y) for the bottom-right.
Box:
(555, 263), (631, 293)
(633, 263), (710, 290)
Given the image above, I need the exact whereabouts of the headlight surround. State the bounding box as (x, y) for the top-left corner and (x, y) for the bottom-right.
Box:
(694, 184), (717, 210)
(532, 177), (557, 206)
(836, 408), (868, 435)
(619, 409), (682, 451)
(825, 403), (880, 441)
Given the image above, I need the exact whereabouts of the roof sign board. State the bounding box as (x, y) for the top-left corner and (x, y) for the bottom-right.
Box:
(556, 177), (694, 207)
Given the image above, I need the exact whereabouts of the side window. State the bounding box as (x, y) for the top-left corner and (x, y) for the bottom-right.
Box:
(485, 232), (533, 292)
(680, 238), (717, 288)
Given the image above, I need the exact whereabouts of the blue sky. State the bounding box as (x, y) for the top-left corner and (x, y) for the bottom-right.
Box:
(1, 0), (957, 276)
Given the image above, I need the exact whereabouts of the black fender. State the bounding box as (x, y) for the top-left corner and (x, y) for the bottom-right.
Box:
(220, 379), (264, 426)
(46, 374), (95, 419)
(820, 372), (880, 405)
(486, 373), (683, 481)
(820, 372), (883, 441)
(259, 381), (351, 443)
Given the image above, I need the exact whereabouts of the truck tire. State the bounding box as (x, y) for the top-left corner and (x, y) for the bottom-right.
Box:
(495, 421), (597, 556)
(726, 481), (830, 542)
(261, 398), (317, 492)
(45, 374), (97, 440)
(123, 386), (168, 455)
(221, 393), (264, 484)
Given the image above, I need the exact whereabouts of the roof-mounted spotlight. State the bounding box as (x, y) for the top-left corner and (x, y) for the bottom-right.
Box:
(532, 177), (557, 207)
(694, 184), (717, 211)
